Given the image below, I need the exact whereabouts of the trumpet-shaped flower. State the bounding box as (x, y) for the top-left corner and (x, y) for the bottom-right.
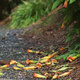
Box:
(52, 74), (59, 80)
(41, 52), (58, 60)
(61, 23), (65, 29)
(33, 73), (45, 78)
(45, 62), (51, 66)
(63, 0), (67, 8)
(17, 63), (24, 68)
(13, 67), (22, 70)
(51, 59), (57, 63)
(40, 59), (49, 63)
(59, 71), (70, 77)
(36, 63), (42, 68)
(68, 56), (77, 62)
(27, 49), (34, 53)
(0, 64), (9, 69)
(23, 66), (36, 70)
(10, 60), (18, 65)
(44, 72), (51, 79)
(26, 59), (37, 64)
(59, 47), (64, 51)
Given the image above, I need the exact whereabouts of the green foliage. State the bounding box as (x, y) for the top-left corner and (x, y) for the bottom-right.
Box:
(10, 0), (55, 28)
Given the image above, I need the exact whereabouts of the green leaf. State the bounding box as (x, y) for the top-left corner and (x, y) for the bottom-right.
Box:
(69, 0), (75, 4)
(52, 0), (61, 10)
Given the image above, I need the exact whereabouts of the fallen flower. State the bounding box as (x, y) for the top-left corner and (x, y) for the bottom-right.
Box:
(17, 63), (24, 68)
(59, 47), (64, 51)
(68, 56), (77, 62)
(44, 72), (51, 79)
(26, 59), (37, 64)
(23, 66), (36, 70)
(51, 74), (59, 80)
(40, 59), (49, 63)
(59, 71), (70, 77)
(41, 51), (58, 60)
(13, 67), (22, 70)
(10, 60), (18, 65)
(45, 62), (51, 66)
(27, 49), (34, 53)
(61, 23), (65, 29)
(0, 64), (9, 69)
(33, 73), (45, 78)
(51, 59), (57, 63)
(36, 63), (42, 68)
(63, 0), (67, 8)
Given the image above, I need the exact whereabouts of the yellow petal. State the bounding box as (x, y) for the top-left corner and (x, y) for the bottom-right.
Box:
(17, 63), (24, 68)
(10, 60), (18, 65)
(33, 73), (45, 78)
(40, 59), (49, 63)
(59, 71), (70, 77)
(23, 66), (36, 70)
(13, 67), (22, 70)
(51, 74), (58, 80)
(0, 64), (9, 69)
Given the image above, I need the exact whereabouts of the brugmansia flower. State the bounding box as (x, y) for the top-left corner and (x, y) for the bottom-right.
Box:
(27, 49), (35, 53)
(23, 66), (36, 70)
(33, 73), (45, 78)
(41, 52), (58, 60)
(61, 23), (65, 29)
(59, 71), (70, 77)
(68, 56), (77, 62)
(45, 62), (51, 66)
(40, 59), (49, 63)
(51, 59), (57, 63)
(44, 72), (51, 79)
(63, 0), (67, 8)
(17, 63), (24, 68)
(10, 60), (18, 65)
(36, 63), (42, 68)
(13, 67), (22, 70)
(26, 59), (37, 64)
(0, 64), (9, 69)
(51, 74), (59, 80)
(59, 47), (64, 51)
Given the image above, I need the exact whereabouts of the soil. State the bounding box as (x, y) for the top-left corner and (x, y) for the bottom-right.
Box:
(0, 21), (80, 80)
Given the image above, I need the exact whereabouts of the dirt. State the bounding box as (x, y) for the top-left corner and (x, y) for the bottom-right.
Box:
(0, 21), (80, 80)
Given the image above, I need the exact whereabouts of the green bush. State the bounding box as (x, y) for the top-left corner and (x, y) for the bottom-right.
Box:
(10, 0), (55, 28)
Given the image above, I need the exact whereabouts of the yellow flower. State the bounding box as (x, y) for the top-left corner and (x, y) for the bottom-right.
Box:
(36, 63), (42, 68)
(0, 64), (9, 69)
(10, 60), (18, 65)
(27, 49), (34, 53)
(63, 0), (67, 8)
(45, 62), (51, 66)
(52, 74), (59, 80)
(26, 59), (37, 64)
(13, 67), (22, 70)
(23, 66), (36, 70)
(61, 23), (65, 29)
(17, 63), (24, 68)
(33, 73), (45, 78)
(59, 71), (70, 77)
(40, 59), (49, 63)
(68, 56), (77, 62)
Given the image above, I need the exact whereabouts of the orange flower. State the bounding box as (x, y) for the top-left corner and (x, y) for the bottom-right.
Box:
(10, 60), (18, 65)
(61, 23), (65, 29)
(52, 74), (59, 80)
(51, 59), (57, 63)
(68, 56), (77, 62)
(33, 73), (45, 78)
(27, 49), (34, 53)
(59, 71), (70, 77)
(36, 63), (42, 68)
(0, 64), (9, 69)
(45, 62), (51, 66)
(23, 66), (36, 70)
(59, 47), (64, 51)
(63, 0), (67, 8)
(26, 59), (37, 64)
(13, 67), (22, 70)
(40, 59), (49, 63)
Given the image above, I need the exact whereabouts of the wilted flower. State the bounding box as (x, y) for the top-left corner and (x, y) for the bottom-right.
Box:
(33, 73), (45, 78)
(59, 47), (64, 51)
(23, 66), (36, 70)
(10, 60), (18, 65)
(59, 71), (70, 77)
(26, 59), (37, 64)
(40, 59), (49, 63)
(17, 63), (24, 68)
(27, 49), (34, 53)
(68, 56), (77, 62)
(0, 64), (9, 69)
(52, 74), (59, 80)
(51, 59), (57, 63)
(45, 62), (51, 66)
(44, 72), (51, 79)
(13, 67), (22, 70)
(36, 63), (42, 68)
(63, 0), (67, 8)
